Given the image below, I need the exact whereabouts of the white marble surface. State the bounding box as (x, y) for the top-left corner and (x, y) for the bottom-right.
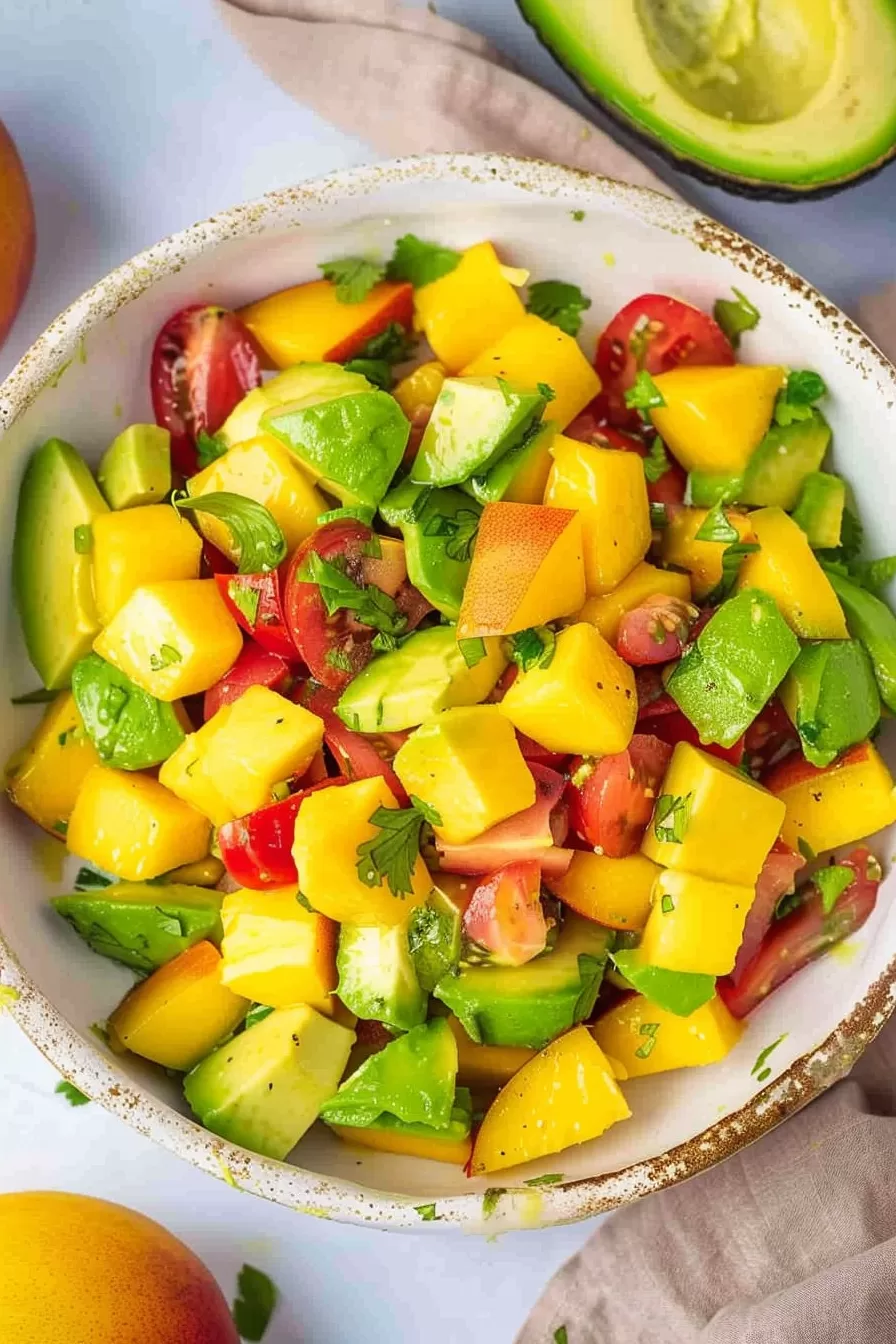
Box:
(1, 1), (893, 1339)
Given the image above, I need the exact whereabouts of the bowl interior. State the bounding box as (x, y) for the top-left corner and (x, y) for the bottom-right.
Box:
(2, 158), (895, 1227)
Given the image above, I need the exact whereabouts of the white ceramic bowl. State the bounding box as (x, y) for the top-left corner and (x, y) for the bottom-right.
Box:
(2, 155), (895, 1234)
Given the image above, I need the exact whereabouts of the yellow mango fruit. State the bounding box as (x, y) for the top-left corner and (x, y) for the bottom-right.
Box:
(91, 505), (202, 627)
(737, 506), (848, 638)
(94, 580), (242, 701)
(187, 436), (325, 557)
(293, 776), (431, 926)
(639, 869), (756, 976)
(67, 765), (210, 880)
(414, 241), (526, 373)
(469, 1025), (630, 1176)
(544, 436), (651, 595)
(220, 885), (336, 1012)
(660, 506), (755, 600)
(546, 850), (661, 932)
(330, 1121), (471, 1166)
(500, 622), (636, 756)
(641, 741), (785, 887)
(393, 706), (535, 846)
(239, 277), (412, 368)
(767, 742), (896, 854)
(462, 313), (601, 429)
(650, 364), (786, 473)
(159, 711), (234, 827)
(592, 994), (743, 1079)
(5, 692), (100, 837)
(578, 561), (692, 643)
(108, 941), (247, 1071)
(448, 1015), (535, 1090)
(456, 501), (585, 638)
(392, 360), (446, 422)
(201, 686), (323, 818)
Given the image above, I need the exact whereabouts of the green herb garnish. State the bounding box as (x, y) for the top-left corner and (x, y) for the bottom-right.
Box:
(317, 505), (376, 527)
(634, 1022), (660, 1059)
(774, 370), (828, 426)
(244, 1003), (275, 1029)
(797, 837), (816, 861)
(195, 430), (228, 468)
(713, 288), (760, 349)
(409, 795), (443, 826)
(231, 1264), (278, 1342)
(554, 1329), (569, 1344)
(295, 890), (316, 913)
(371, 631), (399, 654)
(815, 863), (854, 914)
(356, 806), (426, 898)
(694, 500), (739, 544)
(414, 1203), (440, 1221)
(509, 626), (556, 673)
(482, 1188), (503, 1219)
(343, 357), (392, 390)
(422, 508), (480, 563)
(174, 491), (286, 573)
(571, 209), (586, 221)
(625, 370), (666, 413)
(325, 647), (353, 673)
(55, 1080), (90, 1107)
(537, 382), (556, 402)
(149, 643), (182, 672)
(458, 637), (487, 668)
(653, 793), (691, 845)
(387, 234), (461, 288)
(751, 1034), (787, 1078)
(319, 255), (385, 304)
(661, 893), (675, 914)
(847, 554), (896, 594)
(74, 865), (113, 893)
(642, 437), (670, 483)
(524, 1173), (564, 1186)
(705, 541), (760, 605)
(227, 580), (260, 627)
(650, 502), (668, 529)
(526, 280), (591, 338)
(299, 551), (407, 637)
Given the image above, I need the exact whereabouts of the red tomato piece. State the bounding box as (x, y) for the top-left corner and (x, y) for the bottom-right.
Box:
(616, 595), (698, 667)
(150, 304), (262, 476)
(563, 398), (687, 506)
(215, 570), (299, 662)
(201, 540), (236, 577)
(649, 709), (745, 767)
(302, 684), (409, 805)
(719, 848), (880, 1019)
(746, 697), (801, 775)
(217, 778), (348, 889)
(203, 643), (293, 721)
(567, 734), (673, 858)
(731, 839), (805, 986)
(436, 763), (572, 879)
(634, 667), (678, 721)
(462, 860), (548, 967)
(515, 731), (569, 773)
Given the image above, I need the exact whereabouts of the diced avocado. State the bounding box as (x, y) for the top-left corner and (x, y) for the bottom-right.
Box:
(826, 567), (896, 714)
(465, 420), (557, 505)
(687, 471), (743, 508)
(13, 438), (109, 689)
(319, 1019), (457, 1129)
(792, 472), (846, 549)
(183, 1003), (355, 1160)
(407, 884), (465, 993)
(610, 950), (716, 1018)
(327, 1088), (473, 1147)
(667, 588), (800, 747)
(219, 362), (370, 447)
(410, 376), (546, 487)
(336, 625), (506, 733)
(71, 653), (186, 770)
(336, 919), (427, 1031)
(780, 639), (880, 768)
(434, 912), (612, 1050)
(379, 478), (480, 618)
(739, 411), (831, 510)
(97, 425), (171, 509)
(53, 882), (223, 972)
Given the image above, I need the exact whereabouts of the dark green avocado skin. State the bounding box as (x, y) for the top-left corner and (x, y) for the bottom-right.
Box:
(515, 0), (896, 201)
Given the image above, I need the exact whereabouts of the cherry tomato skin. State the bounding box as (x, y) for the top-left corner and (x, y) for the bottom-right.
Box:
(563, 399), (686, 505)
(217, 778), (348, 889)
(567, 734), (673, 858)
(731, 839), (805, 986)
(616, 595), (698, 666)
(436, 763), (572, 879)
(150, 304), (262, 476)
(745, 697), (801, 775)
(302, 684), (409, 805)
(203, 642), (293, 721)
(215, 570), (299, 662)
(515, 731), (569, 773)
(634, 667), (678, 721)
(462, 860), (548, 967)
(649, 709), (745, 767)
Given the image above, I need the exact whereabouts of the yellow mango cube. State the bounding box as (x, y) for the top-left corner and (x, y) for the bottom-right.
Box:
(293, 776), (431, 926)
(641, 742), (785, 886)
(5, 692), (100, 837)
(201, 686), (323, 818)
(660, 506), (755, 600)
(500, 622), (636, 756)
(578, 561), (693, 643)
(414, 242), (526, 373)
(187, 436), (325, 558)
(220, 885), (336, 1012)
(447, 1015), (535, 1090)
(462, 313), (601, 429)
(639, 869), (756, 976)
(393, 706), (535, 846)
(650, 364), (786, 473)
(737, 506), (848, 639)
(67, 765), (210, 880)
(469, 1025), (630, 1175)
(392, 360), (446, 423)
(108, 941), (248, 1071)
(593, 994), (743, 1079)
(158, 711), (235, 827)
(546, 850), (661, 931)
(767, 743), (896, 854)
(330, 1120), (472, 1167)
(94, 580), (242, 701)
(91, 504), (202, 627)
(544, 436), (651, 595)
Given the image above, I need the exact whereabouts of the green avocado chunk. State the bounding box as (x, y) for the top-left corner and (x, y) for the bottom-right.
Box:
(220, 362), (371, 446)
(407, 884), (465, 993)
(464, 420), (557, 505)
(379, 478), (481, 618)
(336, 918), (427, 1032)
(319, 1019), (458, 1129)
(434, 912), (612, 1050)
(610, 950), (716, 1018)
(822, 568), (896, 714)
(780, 639), (880, 768)
(71, 652), (186, 769)
(410, 376), (546, 487)
(13, 438), (109, 689)
(53, 882), (223, 972)
(791, 471), (846, 549)
(687, 471), (743, 508)
(327, 1087), (473, 1146)
(667, 588), (800, 747)
(740, 410), (832, 510)
(98, 424), (172, 509)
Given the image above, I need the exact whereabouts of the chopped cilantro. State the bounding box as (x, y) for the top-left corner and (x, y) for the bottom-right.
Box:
(847, 554), (896, 594)
(634, 1022), (660, 1059)
(325, 647), (353, 673)
(457, 637), (487, 668)
(173, 491), (286, 574)
(524, 1173), (564, 1186)
(713, 288), (760, 349)
(0, 985), (21, 1009)
(358, 321), (416, 365)
(149, 643), (182, 672)
(482, 1187), (503, 1219)
(414, 1203), (440, 1221)
(317, 505), (376, 527)
(624, 370), (666, 413)
(650, 502), (668, 529)
(797, 837), (816, 861)
(571, 209), (586, 221)
(319, 255), (385, 304)
(815, 863), (854, 914)
(705, 541), (760, 604)
(653, 793), (691, 844)
(55, 1079), (90, 1107)
(554, 1329), (569, 1344)
(371, 631), (399, 654)
(52, 820), (68, 836)
(231, 1264), (278, 1342)
(387, 234), (461, 288)
(299, 551), (407, 637)
(774, 370), (828, 426)
(526, 279), (591, 337)
(356, 805), (426, 898)
(537, 382), (556, 402)
(642, 437), (670, 483)
(751, 1034), (787, 1077)
(227, 580), (260, 628)
(410, 795), (443, 826)
(694, 500), (739, 544)
(196, 430), (228, 468)
(11, 687), (57, 705)
(73, 523), (92, 554)
(244, 1003), (275, 1029)
(422, 508), (479, 563)
(509, 626), (556, 673)
(661, 893), (675, 914)
(343, 356), (392, 389)
(295, 890), (316, 913)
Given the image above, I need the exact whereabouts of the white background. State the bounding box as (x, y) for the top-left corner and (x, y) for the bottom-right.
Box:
(1, 2), (894, 1340)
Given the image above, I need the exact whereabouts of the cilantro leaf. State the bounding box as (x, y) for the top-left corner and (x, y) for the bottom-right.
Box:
(815, 863), (854, 915)
(643, 437), (670, 483)
(343, 357), (392, 389)
(422, 508), (480, 563)
(634, 1022), (660, 1059)
(149, 643), (182, 672)
(173, 491), (286, 573)
(554, 1329), (569, 1344)
(713, 288), (760, 349)
(524, 1173), (564, 1186)
(537, 382), (556, 402)
(847, 554), (896, 594)
(482, 1188), (503, 1218)
(457, 637), (487, 668)
(227, 579), (260, 628)
(509, 626), (556, 672)
(299, 551), (407, 637)
(694, 500), (739, 544)
(244, 1003), (275, 1030)
(357, 321), (416, 365)
(73, 865), (114, 892)
(325, 647), (353, 672)
(317, 505), (376, 527)
(319, 255), (385, 304)
(774, 370), (828, 427)
(55, 1079), (90, 1107)
(371, 631), (399, 654)
(232, 1264), (278, 1342)
(625, 370), (666, 413)
(705, 541), (760, 604)
(751, 1033), (787, 1077)
(653, 792), (691, 844)
(387, 234), (461, 288)
(410, 795), (443, 826)
(526, 279), (592, 337)
(356, 805), (425, 898)
(797, 837), (816, 861)
(196, 430), (228, 468)
(414, 1203), (440, 1221)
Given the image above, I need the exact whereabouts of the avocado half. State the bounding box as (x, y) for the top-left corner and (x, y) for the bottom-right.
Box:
(517, 0), (896, 199)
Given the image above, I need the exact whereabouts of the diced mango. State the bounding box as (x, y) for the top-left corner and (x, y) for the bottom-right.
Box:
(544, 436), (651, 595)
(447, 1015), (536, 1090)
(469, 1025), (630, 1175)
(239, 277), (413, 368)
(203, 686), (322, 817)
(108, 941), (248, 1071)
(737, 506), (848, 639)
(641, 742), (785, 887)
(650, 365), (786, 473)
(592, 994), (743, 1079)
(159, 711), (234, 827)
(330, 1121), (472, 1166)
(546, 851), (661, 931)
(94, 580), (242, 701)
(660, 506), (755, 600)
(462, 313), (602, 429)
(5, 692), (100, 837)
(414, 242), (526, 373)
(766, 742), (896, 854)
(392, 360), (446, 423)
(187, 436), (325, 558)
(293, 776), (431, 926)
(456, 501), (584, 639)
(91, 504), (202, 627)
(577, 561), (692, 643)
(220, 885), (336, 1012)
(394, 706), (535, 846)
(67, 765), (211, 880)
(500, 623), (636, 756)
(639, 869), (755, 976)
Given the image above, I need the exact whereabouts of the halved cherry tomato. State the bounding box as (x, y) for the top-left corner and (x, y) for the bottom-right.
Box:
(215, 570), (299, 662)
(649, 709), (745, 767)
(217, 778), (348, 889)
(731, 839), (805, 985)
(203, 642), (293, 720)
(746, 697), (801, 776)
(515, 731), (569, 774)
(563, 399), (686, 506)
(567, 734), (673, 858)
(302, 683), (409, 805)
(634, 668), (678, 721)
(719, 848), (880, 1019)
(436, 763), (572, 879)
(616, 595), (699, 666)
(150, 304), (262, 476)
(462, 860), (547, 967)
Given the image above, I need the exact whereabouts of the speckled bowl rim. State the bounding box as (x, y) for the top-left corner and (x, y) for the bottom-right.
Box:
(2, 153), (896, 1233)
